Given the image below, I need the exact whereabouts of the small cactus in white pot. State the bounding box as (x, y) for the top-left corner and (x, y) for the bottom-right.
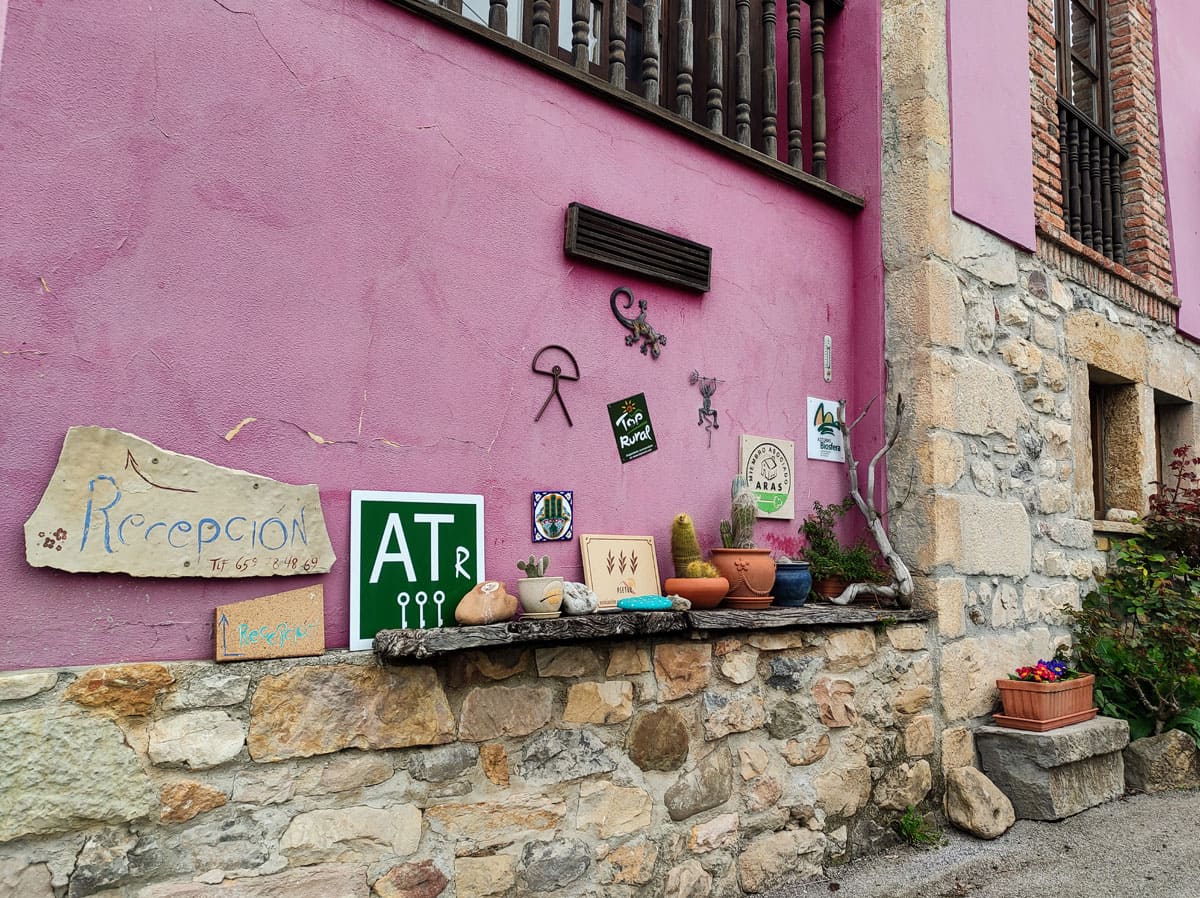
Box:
(515, 555), (563, 617)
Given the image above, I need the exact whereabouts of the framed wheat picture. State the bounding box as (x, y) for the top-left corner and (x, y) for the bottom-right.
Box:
(579, 534), (662, 610)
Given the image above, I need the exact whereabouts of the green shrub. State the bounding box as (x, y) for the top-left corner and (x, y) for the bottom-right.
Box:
(1071, 447), (1200, 740)
(799, 498), (889, 583)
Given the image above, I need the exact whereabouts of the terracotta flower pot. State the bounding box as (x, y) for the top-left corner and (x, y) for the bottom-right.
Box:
(994, 673), (1097, 731)
(663, 576), (730, 610)
(709, 548), (776, 599)
(812, 575), (849, 600)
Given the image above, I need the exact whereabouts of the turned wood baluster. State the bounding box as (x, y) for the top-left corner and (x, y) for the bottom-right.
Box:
(1079, 128), (1093, 246)
(676, 0), (694, 119)
(643, 0), (661, 101)
(1113, 156), (1126, 264)
(786, 0), (803, 167)
(1089, 133), (1103, 254)
(735, 0), (752, 145)
(810, 0), (827, 179)
(1067, 114), (1082, 241)
(532, 0), (551, 52)
(488, 0), (508, 34)
(1057, 106), (1071, 233)
(610, 0), (628, 89)
(572, 0), (590, 69)
(761, 0), (778, 157)
(707, 0), (724, 132)
(1101, 142), (1114, 259)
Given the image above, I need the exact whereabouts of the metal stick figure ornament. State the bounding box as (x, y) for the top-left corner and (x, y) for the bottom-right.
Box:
(690, 370), (723, 448)
(532, 345), (580, 426)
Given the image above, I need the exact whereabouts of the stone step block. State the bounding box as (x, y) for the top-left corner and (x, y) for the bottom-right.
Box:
(976, 716), (1129, 820)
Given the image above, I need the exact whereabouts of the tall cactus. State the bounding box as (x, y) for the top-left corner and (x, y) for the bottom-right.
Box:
(720, 475), (757, 549)
(671, 513), (703, 577)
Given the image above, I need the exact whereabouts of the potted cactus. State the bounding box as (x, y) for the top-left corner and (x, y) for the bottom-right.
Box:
(515, 554), (564, 618)
(708, 476), (776, 608)
(662, 513), (730, 609)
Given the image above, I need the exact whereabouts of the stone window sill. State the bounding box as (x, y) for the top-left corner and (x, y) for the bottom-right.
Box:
(374, 605), (933, 661)
(1092, 519), (1144, 536)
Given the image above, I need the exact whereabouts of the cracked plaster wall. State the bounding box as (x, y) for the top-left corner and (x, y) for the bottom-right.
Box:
(0, 0), (883, 668)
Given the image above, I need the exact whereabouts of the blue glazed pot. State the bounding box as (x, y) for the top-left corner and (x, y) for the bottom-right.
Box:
(773, 562), (812, 607)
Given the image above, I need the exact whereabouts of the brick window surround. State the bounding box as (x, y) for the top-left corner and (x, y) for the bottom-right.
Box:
(1029, 0), (1173, 297)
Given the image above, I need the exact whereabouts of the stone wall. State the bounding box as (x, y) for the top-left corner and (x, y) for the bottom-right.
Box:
(0, 622), (936, 897)
(882, 0), (1200, 754)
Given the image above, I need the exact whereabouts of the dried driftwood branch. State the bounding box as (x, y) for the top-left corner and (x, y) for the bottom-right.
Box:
(826, 392), (914, 608)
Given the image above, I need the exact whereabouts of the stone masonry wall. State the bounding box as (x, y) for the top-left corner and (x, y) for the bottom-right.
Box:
(883, 0), (1200, 768)
(0, 623), (936, 898)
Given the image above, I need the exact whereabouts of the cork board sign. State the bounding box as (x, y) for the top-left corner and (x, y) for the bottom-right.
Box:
(24, 427), (336, 578)
(215, 584), (325, 662)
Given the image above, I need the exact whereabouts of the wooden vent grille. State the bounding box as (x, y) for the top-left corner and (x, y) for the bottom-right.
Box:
(564, 203), (712, 292)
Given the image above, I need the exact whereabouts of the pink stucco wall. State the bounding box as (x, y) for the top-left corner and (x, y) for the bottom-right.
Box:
(1154, 0), (1200, 338)
(0, 0), (882, 669)
(946, 0), (1037, 251)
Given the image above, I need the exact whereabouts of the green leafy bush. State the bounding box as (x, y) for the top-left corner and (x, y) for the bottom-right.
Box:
(799, 498), (889, 583)
(1071, 447), (1200, 740)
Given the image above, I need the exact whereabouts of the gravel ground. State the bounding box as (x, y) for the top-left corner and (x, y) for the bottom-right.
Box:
(765, 789), (1200, 898)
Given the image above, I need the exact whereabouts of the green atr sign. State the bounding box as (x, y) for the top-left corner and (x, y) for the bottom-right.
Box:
(349, 491), (484, 649)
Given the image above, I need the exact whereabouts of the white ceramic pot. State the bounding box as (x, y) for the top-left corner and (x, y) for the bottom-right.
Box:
(516, 576), (564, 615)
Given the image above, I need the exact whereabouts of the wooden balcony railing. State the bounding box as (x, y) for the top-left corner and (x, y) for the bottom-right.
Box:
(419, 0), (841, 181)
(1057, 98), (1129, 264)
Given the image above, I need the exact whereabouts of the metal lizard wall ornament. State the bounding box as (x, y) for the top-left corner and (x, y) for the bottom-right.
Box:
(610, 287), (667, 359)
(689, 370), (723, 447)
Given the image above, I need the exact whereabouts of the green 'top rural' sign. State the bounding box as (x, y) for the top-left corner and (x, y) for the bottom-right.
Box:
(607, 393), (658, 463)
(349, 491), (484, 649)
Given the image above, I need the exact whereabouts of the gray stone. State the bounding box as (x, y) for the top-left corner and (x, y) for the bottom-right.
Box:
(977, 717), (1129, 820)
(23, 426), (335, 578)
(458, 684), (553, 742)
(279, 805), (421, 864)
(562, 581), (600, 615)
(665, 748), (733, 821)
(174, 812), (273, 872)
(0, 706), (156, 842)
(702, 689), (766, 740)
(0, 670), (58, 702)
(148, 711), (246, 769)
(407, 743), (479, 782)
(944, 767), (1015, 840)
(68, 828), (140, 897)
(664, 859), (712, 898)
(135, 864), (369, 897)
(627, 707), (690, 771)
(519, 839), (591, 892)
(1124, 731), (1200, 793)
(873, 760), (932, 811)
(161, 669), (251, 710)
(766, 656), (821, 690)
(766, 698), (809, 739)
(518, 729), (616, 784)
(737, 829), (825, 893)
(0, 860), (53, 898)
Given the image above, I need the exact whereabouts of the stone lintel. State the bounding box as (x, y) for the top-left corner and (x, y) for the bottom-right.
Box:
(977, 715), (1130, 767)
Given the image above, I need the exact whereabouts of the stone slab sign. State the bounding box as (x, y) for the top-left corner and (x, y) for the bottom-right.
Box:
(24, 427), (335, 578)
(977, 716), (1129, 820)
(215, 585), (326, 662)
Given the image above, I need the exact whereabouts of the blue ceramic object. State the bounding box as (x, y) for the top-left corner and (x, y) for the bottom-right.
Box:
(617, 595), (673, 611)
(773, 562), (812, 607)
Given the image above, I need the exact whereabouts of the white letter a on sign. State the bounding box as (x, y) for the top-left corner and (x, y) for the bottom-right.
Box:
(369, 513), (416, 584)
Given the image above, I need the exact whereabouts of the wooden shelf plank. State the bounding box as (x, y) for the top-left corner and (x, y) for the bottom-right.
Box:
(374, 605), (932, 661)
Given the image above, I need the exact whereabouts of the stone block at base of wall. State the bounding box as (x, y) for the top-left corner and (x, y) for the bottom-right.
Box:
(1123, 730), (1200, 794)
(976, 716), (1129, 820)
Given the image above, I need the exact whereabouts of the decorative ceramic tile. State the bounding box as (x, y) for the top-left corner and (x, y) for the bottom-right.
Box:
(532, 490), (574, 542)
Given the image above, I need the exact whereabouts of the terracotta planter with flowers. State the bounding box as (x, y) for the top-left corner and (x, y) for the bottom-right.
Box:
(994, 659), (1097, 731)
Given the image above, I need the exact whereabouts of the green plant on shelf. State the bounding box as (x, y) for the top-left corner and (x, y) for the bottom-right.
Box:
(799, 497), (889, 583)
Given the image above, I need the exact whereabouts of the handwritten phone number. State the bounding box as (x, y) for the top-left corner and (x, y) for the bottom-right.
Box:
(209, 555), (322, 573)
